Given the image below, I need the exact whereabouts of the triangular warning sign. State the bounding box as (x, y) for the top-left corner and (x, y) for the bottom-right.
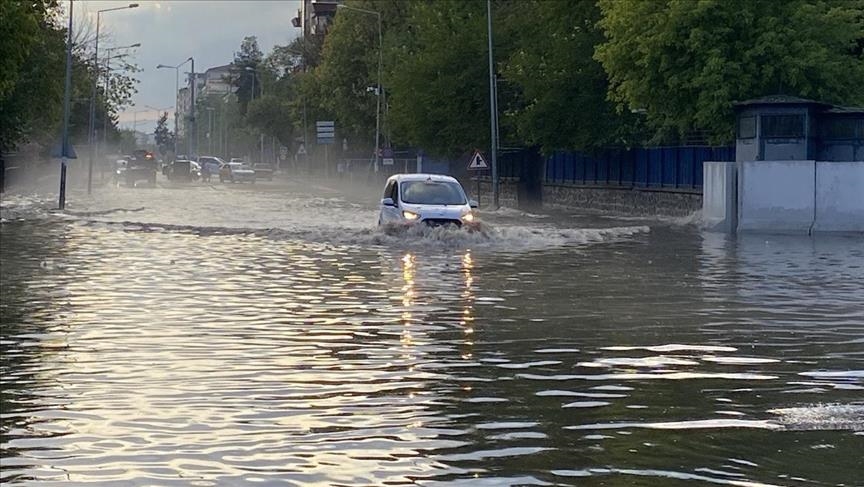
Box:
(468, 150), (488, 170)
(296, 143), (307, 156)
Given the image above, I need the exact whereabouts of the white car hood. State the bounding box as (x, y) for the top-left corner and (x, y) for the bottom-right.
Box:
(401, 203), (468, 220)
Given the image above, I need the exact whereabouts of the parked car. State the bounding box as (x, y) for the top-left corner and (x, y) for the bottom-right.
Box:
(113, 158), (128, 183)
(219, 162), (256, 183)
(125, 150), (157, 187)
(197, 156), (225, 182)
(378, 174), (478, 228)
(168, 159), (194, 182)
(229, 157), (244, 164)
(252, 162), (274, 181)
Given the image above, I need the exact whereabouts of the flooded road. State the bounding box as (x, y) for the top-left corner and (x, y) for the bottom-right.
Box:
(2, 179), (863, 486)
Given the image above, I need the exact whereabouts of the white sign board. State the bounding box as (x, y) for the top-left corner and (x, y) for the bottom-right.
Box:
(296, 143), (307, 156)
(468, 150), (489, 170)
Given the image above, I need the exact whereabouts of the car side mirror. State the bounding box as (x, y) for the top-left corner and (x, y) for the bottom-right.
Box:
(469, 199), (479, 209)
(381, 197), (395, 207)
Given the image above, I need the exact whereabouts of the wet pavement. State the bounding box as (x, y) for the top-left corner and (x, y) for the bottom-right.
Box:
(2, 178), (863, 486)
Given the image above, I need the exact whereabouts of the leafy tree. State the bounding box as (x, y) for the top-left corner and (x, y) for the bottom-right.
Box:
(313, 0), (401, 149)
(501, 0), (642, 152)
(0, 0), (64, 152)
(385, 0), (493, 157)
(154, 111), (174, 154)
(595, 0), (864, 144)
(231, 36), (264, 113)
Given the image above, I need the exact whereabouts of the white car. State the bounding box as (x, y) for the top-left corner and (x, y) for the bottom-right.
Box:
(378, 174), (478, 228)
(219, 162), (256, 183)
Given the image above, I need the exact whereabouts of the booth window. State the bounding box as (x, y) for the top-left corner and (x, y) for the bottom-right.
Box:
(761, 114), (805, 138)
(822, 119), (857, 140)
(737, 116), (756, 139)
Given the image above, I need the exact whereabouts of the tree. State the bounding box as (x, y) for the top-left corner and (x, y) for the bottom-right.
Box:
(231, 36), (264, 113)
(595, 0), (864, 144)
(0, 0), (64, 153)
(154, 111), (174, 154)
(385, 0), (493, 157)
(501, 0), (642, 152)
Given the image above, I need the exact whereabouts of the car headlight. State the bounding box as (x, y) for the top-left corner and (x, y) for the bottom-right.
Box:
(402, 210), (420, 221)
(462, 212), (475, 223)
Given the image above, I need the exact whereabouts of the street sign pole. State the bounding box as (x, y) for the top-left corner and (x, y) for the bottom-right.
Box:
(59, 0), (74, 210)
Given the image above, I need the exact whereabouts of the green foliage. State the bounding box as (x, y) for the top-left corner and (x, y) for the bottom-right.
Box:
(501, 0), (642, 152)
(154, 112), (174, 153)
(0, 1), (139, 154)
(313, 1), (398, 148)
(385, 0), (492, 158)
(231, 36), (264, 113)
(595, 0), (864, 144)
(0, 1), (64, 152)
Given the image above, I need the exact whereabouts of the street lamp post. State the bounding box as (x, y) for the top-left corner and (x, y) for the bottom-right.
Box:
(189, 57), (196, 157)
(87, 3), (139, 195)
(102, 43), (140, 170)
(486, 0), (499, 208)
(245, 66), (266, 163)
(337, 4), (382, 173)
(157, 57), (192, 154)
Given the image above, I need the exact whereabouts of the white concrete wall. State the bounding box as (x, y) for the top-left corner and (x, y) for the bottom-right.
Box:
(702, 161), (736, 232)
(737, 160), (816, 234)
(814, 161), (864, 232)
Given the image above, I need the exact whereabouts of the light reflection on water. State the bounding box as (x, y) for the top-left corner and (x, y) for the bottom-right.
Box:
(1, 200), (863, 485)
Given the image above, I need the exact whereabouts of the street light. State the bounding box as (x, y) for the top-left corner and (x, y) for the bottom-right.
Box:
(244, 66), (265, 162)
(157, 57), (193, 154)
(337, 3), (382, 173)
(101, 43), (141, 155)
(88, 2), (139, 194)
(486, 0), (499, 208)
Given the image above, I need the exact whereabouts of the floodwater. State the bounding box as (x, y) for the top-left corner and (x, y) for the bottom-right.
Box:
(2, 179), (863, 486)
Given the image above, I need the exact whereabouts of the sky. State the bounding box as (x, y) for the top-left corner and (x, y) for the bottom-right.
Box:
(74, 0), (301, 133)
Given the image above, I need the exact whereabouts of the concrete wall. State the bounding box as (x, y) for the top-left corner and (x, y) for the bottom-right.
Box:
(542, 185), (701, 216)
(737, 160), (815, 234)
(475, 178), (518, 209)
(736, 160), (864, 234)
(814, 161), (864, 232)
(702, 161), (737, 231)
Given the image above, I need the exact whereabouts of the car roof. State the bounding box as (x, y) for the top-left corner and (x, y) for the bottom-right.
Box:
(387, 173), (459, 184)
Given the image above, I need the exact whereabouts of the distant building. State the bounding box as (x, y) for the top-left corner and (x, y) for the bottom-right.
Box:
(292, 0), (341, 38)
(200, 64), (234, 98)
(175, 74), (205, 140)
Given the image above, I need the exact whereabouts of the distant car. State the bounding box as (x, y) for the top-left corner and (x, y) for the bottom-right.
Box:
(114, 159), (128, 183)
(219, 162), (256, 183)
(252, 162), (274, 181)
(378, 174), (478, 228)
(229, 158), (244, 164)
(198, 156), (225, 182)
(125, 150), (157, 187)
(168, 159), (194, 182)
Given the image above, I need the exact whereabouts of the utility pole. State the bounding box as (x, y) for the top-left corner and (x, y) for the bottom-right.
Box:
(87, 4), (138, 194)
(336, 4), (382, 173)
(59, 0), (73, 209)
(188, 57), (196, 157)
(486, 0), (500, 209)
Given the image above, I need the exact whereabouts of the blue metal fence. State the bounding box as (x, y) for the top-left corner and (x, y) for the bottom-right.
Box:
(545, 146), (734, 189)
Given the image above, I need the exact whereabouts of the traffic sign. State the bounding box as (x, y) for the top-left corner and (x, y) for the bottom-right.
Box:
(467, 150), (488, 170)
(316, 120), (335, 145)
(296, 143), (307, 156)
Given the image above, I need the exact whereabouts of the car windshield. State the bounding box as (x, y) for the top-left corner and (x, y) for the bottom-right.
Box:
(400, 180), (466, 205)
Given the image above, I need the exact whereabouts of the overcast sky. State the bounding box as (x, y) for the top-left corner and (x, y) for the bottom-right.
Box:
(74, 0), (301, 133)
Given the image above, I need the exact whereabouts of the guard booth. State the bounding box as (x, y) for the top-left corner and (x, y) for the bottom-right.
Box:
(734, 95), (829, 162)
(704, 95), (863, 234)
